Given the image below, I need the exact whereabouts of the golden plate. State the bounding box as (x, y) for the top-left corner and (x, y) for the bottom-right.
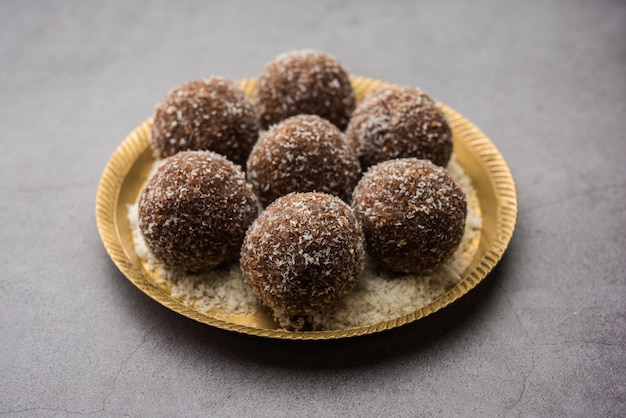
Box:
(95, 76), (517, 340)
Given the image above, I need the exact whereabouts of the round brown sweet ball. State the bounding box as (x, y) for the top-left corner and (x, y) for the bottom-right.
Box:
(254, 50), (356, 130)
(351, 158), (466, 274)
(151, 77), (260, 166)
(246, 114), (361, 207)
(138, 151), (259, 272)
(346, 85), (453, 169)
(240, 192), (365, 316)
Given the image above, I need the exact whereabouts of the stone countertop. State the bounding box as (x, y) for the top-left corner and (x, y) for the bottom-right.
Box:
(1, 0), (624, 416)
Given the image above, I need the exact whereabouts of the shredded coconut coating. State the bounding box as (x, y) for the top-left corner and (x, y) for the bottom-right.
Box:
(240, 192), (365, 316)
(346, 86), (452, 169)
(151, 76), (260, 165)
(246, 114), (361, 206)
(138, 151), (259, 272)
(352, 158), (466, 274)
(254, 50), (356, 130)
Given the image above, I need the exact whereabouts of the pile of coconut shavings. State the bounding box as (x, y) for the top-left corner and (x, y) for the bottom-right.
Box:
(127, 155), (481, 330)
(127, 204), (262, 318)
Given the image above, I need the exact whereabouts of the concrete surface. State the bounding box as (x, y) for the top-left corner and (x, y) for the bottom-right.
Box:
(1, 0), (625, 416)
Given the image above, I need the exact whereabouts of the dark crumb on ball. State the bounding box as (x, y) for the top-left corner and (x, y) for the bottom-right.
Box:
(254, 50), (356, 130)
(346, 85), (453, 169)
(151, 76), (260, 166)
(246, 114), (361, 206)
(138, 151), (259, 272)
(240, 192), (365, 316)
(352, 158), (466, 274)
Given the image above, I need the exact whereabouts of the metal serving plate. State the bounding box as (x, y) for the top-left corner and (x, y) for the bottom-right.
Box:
(95, 76), (517, 340)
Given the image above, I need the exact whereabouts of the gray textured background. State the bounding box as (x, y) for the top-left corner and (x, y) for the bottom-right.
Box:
(1, 0), (625, 416)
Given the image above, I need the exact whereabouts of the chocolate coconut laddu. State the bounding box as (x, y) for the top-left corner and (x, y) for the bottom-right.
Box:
(138, 151), (259, 272)
(254, 50), (356, 130)
(352, 158), (467, 274)
(151, 76), (259, 166)
(346, 85), (453, 169)
(246, 114), (361, 207)
(240, 192), (365, 316)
